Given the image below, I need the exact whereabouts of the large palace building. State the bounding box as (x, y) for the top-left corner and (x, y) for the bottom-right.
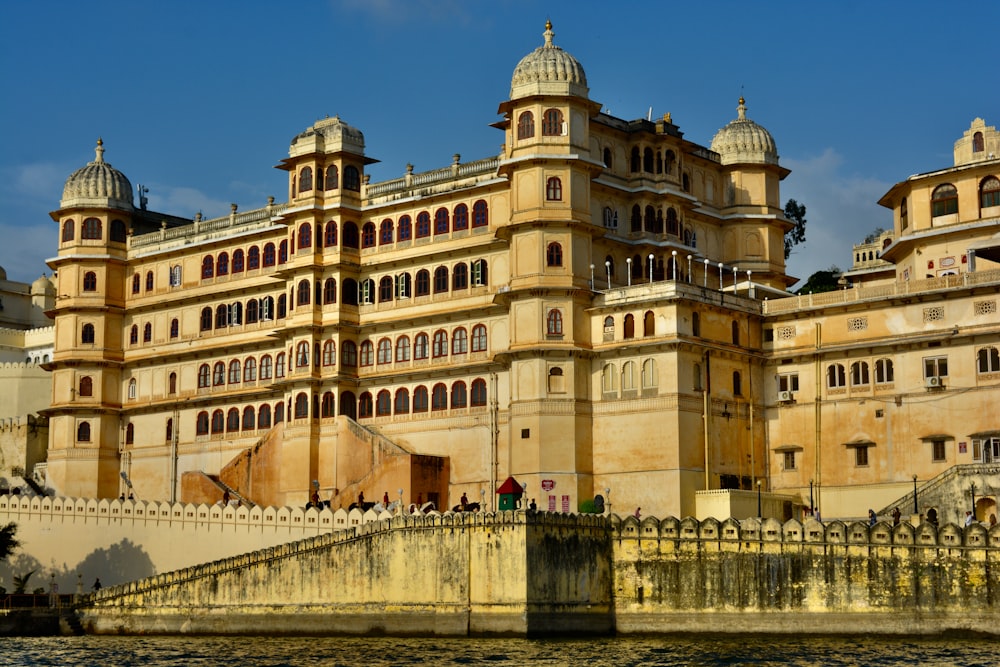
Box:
(42, 23), (1000, 521)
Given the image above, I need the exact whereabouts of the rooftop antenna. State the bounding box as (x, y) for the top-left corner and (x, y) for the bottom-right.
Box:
(137, 184), (149, 211)
(647, 106), (653, 121)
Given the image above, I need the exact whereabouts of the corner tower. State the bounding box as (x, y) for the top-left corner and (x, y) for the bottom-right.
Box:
(45, 140), (134, 497)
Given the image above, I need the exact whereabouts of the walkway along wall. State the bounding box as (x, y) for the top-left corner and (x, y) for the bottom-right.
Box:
(77, 512), (1000, 636)
(80, 512), (613, 636)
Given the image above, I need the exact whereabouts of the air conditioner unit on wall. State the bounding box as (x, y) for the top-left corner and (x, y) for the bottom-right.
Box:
(778, 390), (794, 403)
(925, 376), (943, 388)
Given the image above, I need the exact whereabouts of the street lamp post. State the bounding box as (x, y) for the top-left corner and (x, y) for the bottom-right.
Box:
(757, 479), (762, 519)
(912, 475), (918, 514)
(809, 479), (814, 516)
(718, 262), (724, 291)
(687, 255), (693, 284)
(589, 263), (595, 290)
(648, 254), (654, 283)
(703, 258), (710, 287)
(671, 250), (678, 281)
(605, 260), (612, 289)
(971, 482), (977, 517)
(626, 257), (632, 286)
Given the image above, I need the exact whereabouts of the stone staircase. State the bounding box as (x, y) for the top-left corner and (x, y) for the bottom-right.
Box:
(878, 463), (1000, 524)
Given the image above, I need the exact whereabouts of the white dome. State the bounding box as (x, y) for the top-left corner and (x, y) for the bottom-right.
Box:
(61, 139), (134, 210)
(509, 20), (588, 101)
(710, 98), (779, 166)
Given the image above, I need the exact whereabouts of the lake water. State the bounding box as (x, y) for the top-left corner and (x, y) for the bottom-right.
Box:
(2, 635), (997, 666)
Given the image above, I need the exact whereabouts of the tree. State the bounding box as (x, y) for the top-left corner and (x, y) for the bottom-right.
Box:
(0, 522), (17, 563)
(795, 266), (841, 295)
(784, 199), (807, 259)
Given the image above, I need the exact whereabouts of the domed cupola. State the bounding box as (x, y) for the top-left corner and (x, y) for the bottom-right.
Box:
(60, 139), (134, 211)
(710, 97), (779, 166)
(31, 273), (56, 297)
(289, 115), (366, 158)
(510, 20), (588, 101)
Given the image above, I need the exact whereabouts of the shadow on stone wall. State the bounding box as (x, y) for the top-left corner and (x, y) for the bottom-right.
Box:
(1, 538), (155, 593)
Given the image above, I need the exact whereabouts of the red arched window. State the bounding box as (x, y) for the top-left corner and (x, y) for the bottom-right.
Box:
(542, 108), (563, 136)
(517, 111), (535, 139)
(546, 177), (562, 201)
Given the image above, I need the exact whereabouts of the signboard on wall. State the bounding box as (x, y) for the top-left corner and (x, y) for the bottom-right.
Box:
(541, 479), (555, 491)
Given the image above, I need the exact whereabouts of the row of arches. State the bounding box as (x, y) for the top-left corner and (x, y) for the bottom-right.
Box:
(295, 164), (361, 195)
(62, 218), (127, 244)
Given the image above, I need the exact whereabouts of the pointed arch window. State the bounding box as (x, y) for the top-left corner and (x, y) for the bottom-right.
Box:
(472, 200), (488, 228)
(216, 252), (228, 276)
(416, 212), (431, 239)
(395, 335), (410, 362)
(434, 207), (449, 235)
(471, 324), (487, 352)
(413, 386), (429, 413)
(325, 165), (339, 190)
(361, 222), (376, 248)
(299, 167), (313, 193)
(394, 388), (410, 414)
(981, 176), (1000, 208)
(83, 271), (97, 292)
(546, 309), (563, 336)
(324, 221), (338, 247)
(931, 183), (958, 217)
(471, 378), (487, 407)
(517, 111), (535, 139)
(379, 219), (394, 245)
(201, 255), (214, 279)
(542, 108), (563, 136)
(248, 246), (261, 269)
(143, 322), (152, 343)
(546, 177), (562, 201)
(397, 215), (412, 241)
(546, 242), (563, 267)
(79, 376), (93, 397)
(299, 222), (312, 249)
(453, 204), (469, 231)
(77, 421), (91, 442)
(82, 217), (102, 240)
(62, 219), (75, 242)
(232, 249), (244, 273)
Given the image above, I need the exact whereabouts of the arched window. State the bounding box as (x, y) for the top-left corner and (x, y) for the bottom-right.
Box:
(630, 205), (642, 233)
(432, 330), (448, 358)
(200, 307), (212, 332)
(396, 272), (412, 298)
(452, 263), (468, 290)
(379, 218), (394, 245)
(471, 324), (487, 352)
(358, 392), (373, 418)
(258, 403), (272, 428)
(341, 340), (357, 367)
(361, 222), (376, 248)
(643, 311), (655, 337)
(275, 352), (286, 378)
(623, 314), (635, 339)
(397, 215), (412, 241)
(201, 255), (214, 279)
(394, 388), (410, 414)
(143, 322), (152, 343)
(379, 276), (394, 302)
(546, 242), (563, 267)
(213, 362), (225, 386)
(850, 361), (870, 386)
(263, 243), (276, 267)
(827, 363), (846, 389)
(340, 278), (357, 305)
(294, 392), (309, 418)
(542, 108), (563, 136)
(321, 392), (336, 418)
(517, 111), (535, 139)
(274, 401), (285, 423)
(981, 176), (1000, 209)
(228, 359), (241, 384)
(211, 410), (224, 434)
(242, 406), (256, 431)
(377, 338), (392, 364)
(978, 346), (1000, 373)
(342, 222), (359, 248)
(875, 358), (894, 384)
(416, 211), (431, 239)
(376, 390), (391, 416)
(62, 219), (75, 242)
(299, 167), (313, 193)
(165, 418), (173, 442)
(81, 323), (95, 344)
(277, 294), (287, 318)
(337, 392), (354, 420)
(232, 249), (244, 273)
(546, 177), (562, 201)
(602, 363), (618, 394)
(244, 357), (257, 382)
(297, 279), (311, 306)
(79, 376), (93, 397)
(433, 266), (449, 293)
(413, 386), (429, 413)
(77, 421), (91, 442)
(325, 165), (339, 190)
(129, 325), (138, 345)
(546, 309), (563, 336)
(260, 355), (273, 379)
(324, 221), (338, 247)
(196, 411), (210, 435)
(692, 312), (700, 337)
(642, 359), (657, 389)
(248, 246), (261, 269)
(682, 173), (690, 192)
(296, 341), (310, 368)
(82, 217), (102, 240)
(973, 131), (985, 153)
(145, 271), (154, 291)
(217, 252), (229, 276)
(414, 332), (429, 360)
(731, 320), (740, 345)
(344, 165), (361, 191)
(451, 381), (467, 409)
(216, 304), (228, 329)
(453, 204), (469, 231)
(931, 183), (958, 217)
(643, 147), (654, 172)
(395, 335), (411, 362)
(471, 378), (487, 407)
(246, 299), (259, 324)
(732, 370), (742, 396)
(279, 240), (288, 263)
(198, 364), (210, 388)
(603, 148), (612, 170)
(434, 207), (449, 235)
(360, 278), (374, 304)
(323, 340), (336, 366)
(110, 220), (127, 244)
(472, 200), (488, 228)
(452, 327), (468, 354)
(299, 222), (312, 249)
(132, 273), (141, 294)
(415, 269), (431, 296)
(83, 271), (97, 291)
(622, 361), (636, 391)
(432, 383), (448, 411)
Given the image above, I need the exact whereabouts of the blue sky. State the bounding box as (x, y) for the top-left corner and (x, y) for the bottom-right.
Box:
(1, 0), (995, 287)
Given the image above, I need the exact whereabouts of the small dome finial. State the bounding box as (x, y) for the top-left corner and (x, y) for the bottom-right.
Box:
(737, 96), (747, 121)
(543, 19), (554, 46)
(95, 137), (105, 163)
